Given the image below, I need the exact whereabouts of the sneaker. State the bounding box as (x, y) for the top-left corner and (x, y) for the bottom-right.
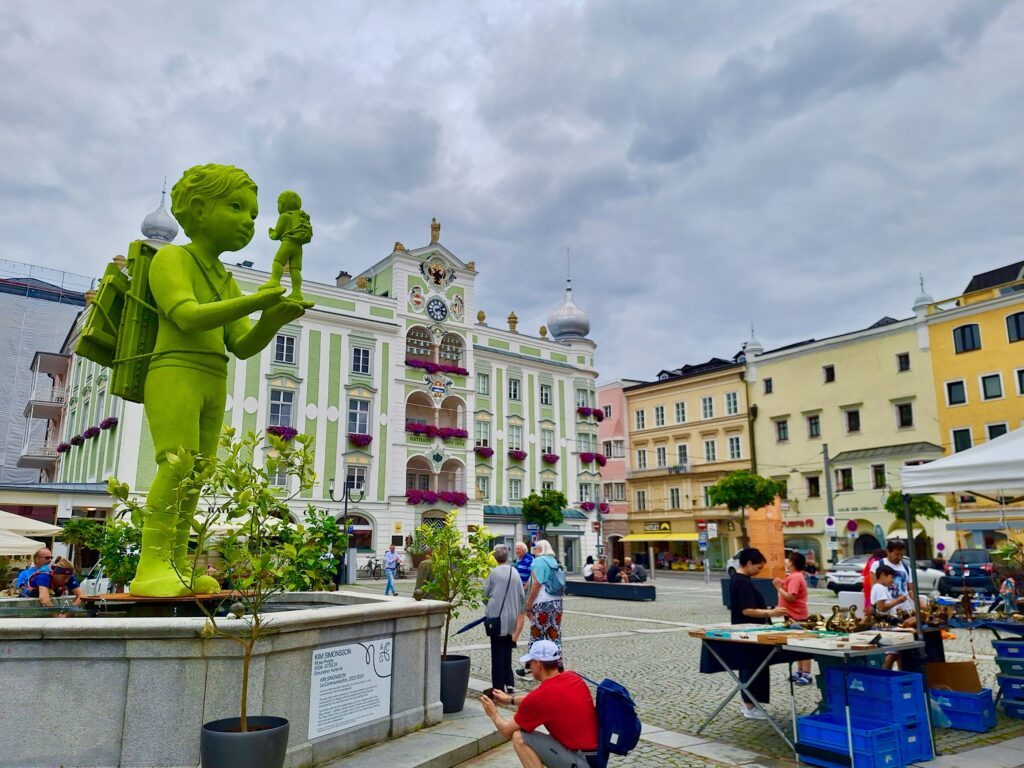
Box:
(741, 705), (768, 720)
(794, 673), (812, 687)
(515, 668), (529, 678)
(790, 672), (802, 683)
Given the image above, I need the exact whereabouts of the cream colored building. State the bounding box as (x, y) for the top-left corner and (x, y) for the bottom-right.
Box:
(623, 357), (751, 568)
(745, 298), (950, 564)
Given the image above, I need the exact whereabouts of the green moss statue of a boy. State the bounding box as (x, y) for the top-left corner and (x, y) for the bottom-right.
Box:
(129, 164), (311, 597)
(262, 189), (311, 301)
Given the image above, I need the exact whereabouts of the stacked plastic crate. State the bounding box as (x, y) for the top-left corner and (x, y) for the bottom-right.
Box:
(994, 639), (1024, 719)
(796, 667), (932, 768)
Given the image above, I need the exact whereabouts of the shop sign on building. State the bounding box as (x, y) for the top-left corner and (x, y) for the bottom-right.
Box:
(643, 521), (671, 532)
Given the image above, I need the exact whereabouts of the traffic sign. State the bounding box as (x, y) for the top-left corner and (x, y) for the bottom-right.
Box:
(826, 538), (839, 550)
(527, 523), (539, 531)
(698, 531), (709, 551)
(824, 517), (836, 536)
(706, 523), (718, 539)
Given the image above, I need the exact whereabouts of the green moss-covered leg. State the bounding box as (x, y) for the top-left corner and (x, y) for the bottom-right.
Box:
(128, 164), (310, 597)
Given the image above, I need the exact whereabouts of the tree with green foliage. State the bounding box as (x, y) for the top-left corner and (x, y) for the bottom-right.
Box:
(93, 519), (143, 589)
(58, 518), (103, 571)
(521, 489), (567, 535)
(109, 426), (316, 732)
(707, 470), (786, 548)
(883, 491), (948, 525)
(415, 510), (493, 658)
(275, 509), (347, 592)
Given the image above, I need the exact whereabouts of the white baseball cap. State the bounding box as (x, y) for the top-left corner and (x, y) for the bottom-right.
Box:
(519, 640), (561, 664)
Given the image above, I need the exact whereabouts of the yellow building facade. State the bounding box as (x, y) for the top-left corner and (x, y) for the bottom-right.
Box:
(745, 309), (949, 563)
(622, 358), (750, 568)
(925, 262), (1024, 548)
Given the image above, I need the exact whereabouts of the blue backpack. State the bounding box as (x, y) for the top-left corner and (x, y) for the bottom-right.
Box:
(581, 675), (642, 766)
(543, 560), (566, 596)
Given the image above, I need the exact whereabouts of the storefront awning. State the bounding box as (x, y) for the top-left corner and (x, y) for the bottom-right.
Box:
(483, 505), (588, 520)
(622, 533), (699, 542)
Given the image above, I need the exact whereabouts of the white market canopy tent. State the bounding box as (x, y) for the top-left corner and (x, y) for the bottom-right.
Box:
(0, 529), (45, 557)
(0, 509), (64, 537)
(901, 427), (1024, 500)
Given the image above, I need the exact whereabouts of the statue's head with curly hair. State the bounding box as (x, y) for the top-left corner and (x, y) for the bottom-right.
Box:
(170, 164), (258, 244)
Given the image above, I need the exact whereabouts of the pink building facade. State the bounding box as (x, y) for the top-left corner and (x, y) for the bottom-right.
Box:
(597, 380), (638, 562)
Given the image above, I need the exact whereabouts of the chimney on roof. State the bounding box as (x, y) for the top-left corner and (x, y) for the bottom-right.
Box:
(336, 270), (352, 287)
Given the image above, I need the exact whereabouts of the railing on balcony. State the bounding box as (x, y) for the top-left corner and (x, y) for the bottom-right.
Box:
(28, 385), (68, 404)
(21, 440), (60, 458)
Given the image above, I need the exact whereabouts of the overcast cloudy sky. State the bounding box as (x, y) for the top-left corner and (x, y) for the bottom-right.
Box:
(2, 2), (1023, 381)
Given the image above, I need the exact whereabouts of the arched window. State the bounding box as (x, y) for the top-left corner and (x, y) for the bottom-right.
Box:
(406, 392), (434, 426)
(438, 395), (465, 430)
(406, 456), (433, 492)
(439, 458), (465, 492)
(339, 513), (374, 551)
(406, 326), (434, 360)
(439, 333), (464, 366)
(952, 323), (981, 353)
(1007, 311), (1024, 343)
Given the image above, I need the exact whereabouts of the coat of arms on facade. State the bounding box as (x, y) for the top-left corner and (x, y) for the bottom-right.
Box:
(424, 374), (454, 402)
(450, 293), (465, 321)
(420, 257), (457, 291)
(408, 285), (425, 312)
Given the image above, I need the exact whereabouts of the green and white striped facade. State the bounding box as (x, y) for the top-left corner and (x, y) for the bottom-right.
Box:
(57, 237), (600, 570)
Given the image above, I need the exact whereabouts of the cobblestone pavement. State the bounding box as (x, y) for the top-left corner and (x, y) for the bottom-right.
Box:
(456, 738), (737, 767)
(347, 573), (1022, 760)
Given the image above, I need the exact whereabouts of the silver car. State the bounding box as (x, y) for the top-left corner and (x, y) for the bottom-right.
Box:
(826, 554), (943, 595)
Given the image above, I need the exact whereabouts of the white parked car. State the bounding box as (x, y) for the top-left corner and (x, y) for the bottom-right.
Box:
(825, 554), (943, 595)
(80, 564), (111, 595)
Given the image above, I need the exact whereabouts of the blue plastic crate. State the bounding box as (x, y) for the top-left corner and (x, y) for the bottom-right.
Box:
(1004, 699), (1024, 719)
(995, 657), (1024, 677)
(996, 675), (1024, 700)
(895, 719), (932, 764)
(824, 667), (927, 723)
(992, 640), (1024, 659)
(929, 688), (996, 733)
(797, 713), (902, 768)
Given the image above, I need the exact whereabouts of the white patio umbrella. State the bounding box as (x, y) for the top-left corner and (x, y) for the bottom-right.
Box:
(191, 512), (284, 536)
(0, 529), (46, 557)
(0, 509), (64, 537)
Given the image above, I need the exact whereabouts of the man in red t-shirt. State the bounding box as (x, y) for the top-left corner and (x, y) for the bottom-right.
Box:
(480, 639), (599, 768)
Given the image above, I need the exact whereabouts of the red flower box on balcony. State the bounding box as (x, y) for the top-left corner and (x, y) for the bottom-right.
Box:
(474, 446), (494, 459)
(508, 449), (527, 461)
(580, 501), (596, 512)
(406, 489), (439, 505)
(99, 416), (119, 430)
(267, 425), (298, 441)
(83, 426), (101, 440)
(579, 452), (596, 464)
(438, 490), (468, 507)
(69, 435), (84, 446)
(541, 453), (560, 464)
(405, 358), (469, 377)
(56, 442), (71, 454)
(348, 433), (373, 448)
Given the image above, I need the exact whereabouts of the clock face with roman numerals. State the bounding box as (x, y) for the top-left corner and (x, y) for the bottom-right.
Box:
(426, 297), (448, 322)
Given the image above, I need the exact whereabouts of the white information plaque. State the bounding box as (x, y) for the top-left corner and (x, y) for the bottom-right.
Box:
(308, 637), (393, 739)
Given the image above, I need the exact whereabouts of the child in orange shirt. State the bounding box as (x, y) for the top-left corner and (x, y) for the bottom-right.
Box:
(775, 552), (812, 685)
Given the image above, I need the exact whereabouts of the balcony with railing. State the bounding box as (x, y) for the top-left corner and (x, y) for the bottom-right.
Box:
(17, 439), (60, 470)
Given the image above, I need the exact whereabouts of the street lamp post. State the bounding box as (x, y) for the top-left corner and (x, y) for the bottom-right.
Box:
(328, 477), (364, 586)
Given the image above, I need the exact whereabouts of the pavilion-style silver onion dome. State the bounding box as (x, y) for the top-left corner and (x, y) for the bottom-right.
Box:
(547, 278), (590, 340)
(141, 182), (179, 243)
(743, 324), (764, 357)
(912, 274), (933, 313)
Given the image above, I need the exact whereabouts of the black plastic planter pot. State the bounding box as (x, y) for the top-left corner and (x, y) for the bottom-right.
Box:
(440, 654), (472, 713)
(201, 716), (289, 768)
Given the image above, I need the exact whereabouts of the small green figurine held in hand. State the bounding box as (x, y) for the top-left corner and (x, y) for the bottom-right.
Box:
(262, 189), (312, 301)
(129, 164), (313, 597)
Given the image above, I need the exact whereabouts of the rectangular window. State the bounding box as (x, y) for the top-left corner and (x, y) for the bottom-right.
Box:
(807, 414), (821, 438)
(656, 446), (667, 467)
(896, 402), (914, 428)
(763, 378), (773, 394)
(636, 449), (647, 469)
(508, 378), (521, 400)
(946, 380), (967, 405)
(635, 490), (647, 511)
(676, 444), (689, 466)
(576, 389), (589, 408)
(541, 481), (554, 492)
(351, 346), (371, 375)
(701, 396), (714, 419)
(807, 476), (821, 498)
(603, 441), (612, 456)
(987, 423), (1008, 441)
(703, 439), (717, 462)
(1017, 368), (1024, 395)
(896, 352), (911, 372)
(635, 410), (646, 430)
(845, 409), (861, 433)
(674, 402), (686, 423)
(1007, 311), (1024, 343)
(475, 421), (491, 448)
(728, 436), (741, 460)
(981, 373), (1003, 400)
(823, 365), (835, 383)
(953, 323), (981, 353)
(669, 488), (681, 509)
(602, 404), (611, 418)
(952, 428), (972, 453)
(274, 334), (295, 364)
(270, 466), (289, 487)
(541, 429), (555, 454)
(476, 475), (490, 500)
(476, 373), (490, 396)
(539, 384), (552, 405)
(775, 419), (789, 442)
(871, 464), (886, 490)
(507, 425), (523, 451)
(579, 483), (592, 502)
(509, 479), (522, 501)
(725, 391), (739, 415)
(613, 482), (626, 501)
(611, 440), (625, 458)
(345, 466), (367, 492)
(702, 485), (713, 508)
(836, 468), (853, 492)
(406, 470), (430, 491)
(347, 398), (370, 434)
(654, 405), (665, 426)
(269, 388), (295, 427)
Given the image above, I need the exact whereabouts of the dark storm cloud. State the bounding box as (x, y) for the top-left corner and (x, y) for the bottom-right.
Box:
(1, 1), (1022, 382)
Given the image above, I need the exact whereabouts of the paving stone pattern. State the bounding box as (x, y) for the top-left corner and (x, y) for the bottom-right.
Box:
(349, 575), (1022, 760)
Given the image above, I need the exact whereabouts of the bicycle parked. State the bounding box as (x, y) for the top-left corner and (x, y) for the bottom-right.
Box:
(394, 561), (406, 580)
(360, 556), (383, 580)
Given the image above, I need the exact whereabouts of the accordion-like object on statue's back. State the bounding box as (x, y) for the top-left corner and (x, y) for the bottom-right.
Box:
(76, 240), (159, 403)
